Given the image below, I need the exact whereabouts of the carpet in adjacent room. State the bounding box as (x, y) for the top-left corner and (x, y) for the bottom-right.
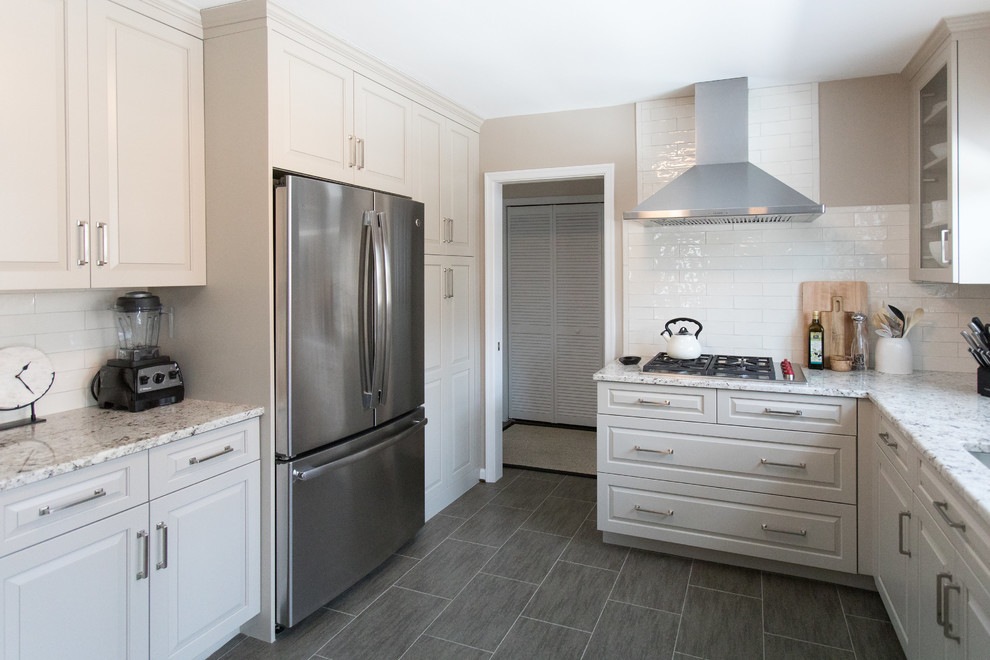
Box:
(501, 422), (596, 476)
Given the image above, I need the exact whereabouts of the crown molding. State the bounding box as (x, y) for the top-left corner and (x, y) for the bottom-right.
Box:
(903, 11), (990, 80)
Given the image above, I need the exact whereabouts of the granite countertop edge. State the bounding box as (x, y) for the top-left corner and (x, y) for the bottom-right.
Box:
(596, 360), (990, 529)
(0, 400), (265, 492)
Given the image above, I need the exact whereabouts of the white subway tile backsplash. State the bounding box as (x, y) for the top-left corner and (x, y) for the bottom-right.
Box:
(0, 288), (133, 425)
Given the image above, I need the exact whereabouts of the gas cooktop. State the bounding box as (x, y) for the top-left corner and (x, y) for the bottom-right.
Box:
(641, 352), (806, 382)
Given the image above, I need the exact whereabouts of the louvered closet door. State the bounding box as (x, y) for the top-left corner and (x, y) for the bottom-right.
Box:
(553, 205), (603, 427)
(507, 206), (553, 423)
(507, 203), (603, 427)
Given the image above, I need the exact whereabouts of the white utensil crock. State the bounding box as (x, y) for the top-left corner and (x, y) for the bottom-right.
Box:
(875, 337), (913, 374)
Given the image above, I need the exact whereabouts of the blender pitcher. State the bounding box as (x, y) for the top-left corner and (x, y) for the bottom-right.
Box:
(113, 291), (167, 363)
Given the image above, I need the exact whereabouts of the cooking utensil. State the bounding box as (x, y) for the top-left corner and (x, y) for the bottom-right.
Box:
(889, 305), (905, 337)
(660, 317), (703, 360)
(902, 308), (925, 337)
(875, 328), (893, 338)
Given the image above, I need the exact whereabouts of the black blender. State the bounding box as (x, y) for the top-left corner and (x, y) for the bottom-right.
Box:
(93, 291), (184, 411)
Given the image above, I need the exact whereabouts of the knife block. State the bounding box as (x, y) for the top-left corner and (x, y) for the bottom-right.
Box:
(979, 367), (990, 398)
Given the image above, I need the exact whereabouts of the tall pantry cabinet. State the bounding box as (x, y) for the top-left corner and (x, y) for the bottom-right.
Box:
(164, 1), (484, 638)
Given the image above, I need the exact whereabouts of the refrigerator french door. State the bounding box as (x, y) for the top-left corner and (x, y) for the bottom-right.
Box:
(274, 174), (425, 629)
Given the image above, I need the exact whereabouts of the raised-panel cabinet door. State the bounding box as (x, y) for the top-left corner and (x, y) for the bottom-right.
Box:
(353, 74), (411, 196)
(914, 497), (959, 660)
(875, 450), (915, 655)
(88, 0), (205, 288)
(442, 122), (478, 257)
(0, 505), (150, 660)
(958, 556), (990, 659)
(269, 30), (354, 183)
(446, 258), (475, 370)
(412, 105), (444, 254)
(423, 374), (445, 504)
(149, 463), (260, 660)
(0, 0), (90, 290)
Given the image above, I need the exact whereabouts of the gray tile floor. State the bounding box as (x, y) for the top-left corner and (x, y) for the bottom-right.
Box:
(211, 468), (905, 660)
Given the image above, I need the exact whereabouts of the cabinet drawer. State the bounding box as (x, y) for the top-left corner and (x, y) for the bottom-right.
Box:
(149, 419), (260, 498)
(717, 390), (857, 435)
(598, 473), (857, 573)
(598, 415), (856, 504)
(0, 452), (148, 558)
(917, 461), (990, 568)
(875, 416), (918, 484)
(597, 382), (715, 422)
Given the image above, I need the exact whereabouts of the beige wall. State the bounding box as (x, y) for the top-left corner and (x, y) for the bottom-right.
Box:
(480, 104), (637, 357)
(819, 74), (911, 206)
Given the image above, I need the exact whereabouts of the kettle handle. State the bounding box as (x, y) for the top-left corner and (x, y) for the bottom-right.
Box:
(663, 317), (703, 338)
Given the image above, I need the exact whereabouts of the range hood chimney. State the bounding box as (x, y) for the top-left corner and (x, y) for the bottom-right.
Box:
(624, 77), (825, 226)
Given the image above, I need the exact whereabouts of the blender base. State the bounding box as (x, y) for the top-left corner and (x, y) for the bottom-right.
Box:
(95, 356), (185, 412)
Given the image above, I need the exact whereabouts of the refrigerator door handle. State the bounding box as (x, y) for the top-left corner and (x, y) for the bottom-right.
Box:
(291, 417), (427, 482)
(376, 211), (392, 405)
(359, 211), (377, 408)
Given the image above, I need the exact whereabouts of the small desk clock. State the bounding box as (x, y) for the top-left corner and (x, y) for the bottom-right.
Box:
(0, 346), (55, 431)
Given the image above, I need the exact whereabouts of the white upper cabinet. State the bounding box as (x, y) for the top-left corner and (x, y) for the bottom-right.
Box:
(0, 0), (206, 291)
(907, 17), (990, 283)
(413, 105), (479, 257)
(269, 30), (412, 196)
(88, 0), (206, 288)
(0, 0), (90, 289)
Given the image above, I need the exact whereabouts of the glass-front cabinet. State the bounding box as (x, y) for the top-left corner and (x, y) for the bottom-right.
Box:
(907, 17), (990, 284)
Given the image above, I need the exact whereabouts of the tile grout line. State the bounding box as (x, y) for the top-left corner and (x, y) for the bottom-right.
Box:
(669, 559), (695, 660)
(579, 542), (629, 659)
(837, 582), (859, 659)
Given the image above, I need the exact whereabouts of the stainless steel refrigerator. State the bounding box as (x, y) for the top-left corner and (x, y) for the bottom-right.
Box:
(273, 174), (425, 629)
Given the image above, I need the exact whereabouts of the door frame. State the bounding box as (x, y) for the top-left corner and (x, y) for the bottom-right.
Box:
(483, 163), (616, 483)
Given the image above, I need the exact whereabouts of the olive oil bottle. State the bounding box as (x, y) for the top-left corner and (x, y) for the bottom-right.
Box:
(809, 311), (824, 370)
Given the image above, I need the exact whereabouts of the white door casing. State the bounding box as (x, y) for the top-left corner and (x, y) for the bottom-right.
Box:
(483, 164), (617, 483)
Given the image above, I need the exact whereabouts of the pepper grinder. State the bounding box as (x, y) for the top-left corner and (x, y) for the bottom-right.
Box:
(850, 313), (868, 371)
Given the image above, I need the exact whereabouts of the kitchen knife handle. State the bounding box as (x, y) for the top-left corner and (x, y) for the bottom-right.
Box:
(76, 220), (89, 265)
(898, 511), (911, 556)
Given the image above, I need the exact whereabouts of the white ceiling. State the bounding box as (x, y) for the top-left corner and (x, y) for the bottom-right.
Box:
(185, 0), (990, 119)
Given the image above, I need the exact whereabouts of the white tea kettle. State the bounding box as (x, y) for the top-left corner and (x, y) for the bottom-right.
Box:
(661, 317), (703, 360)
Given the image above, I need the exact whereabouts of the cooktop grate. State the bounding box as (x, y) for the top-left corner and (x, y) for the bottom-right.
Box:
(642, 352), (778, 380)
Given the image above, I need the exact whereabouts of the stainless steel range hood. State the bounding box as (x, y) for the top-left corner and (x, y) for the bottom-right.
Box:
(625, 77), (825, 226)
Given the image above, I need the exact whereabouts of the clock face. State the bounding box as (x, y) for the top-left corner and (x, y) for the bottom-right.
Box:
(0, 347), (55, 411)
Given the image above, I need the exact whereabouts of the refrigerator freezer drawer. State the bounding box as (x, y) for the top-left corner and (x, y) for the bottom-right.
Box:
(276, 408), (426, 628)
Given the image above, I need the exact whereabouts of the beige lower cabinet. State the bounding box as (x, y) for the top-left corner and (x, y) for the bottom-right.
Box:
(872, 415), (990, 659)
(597, 382), (859, 573)
(0, 419), (260, 660)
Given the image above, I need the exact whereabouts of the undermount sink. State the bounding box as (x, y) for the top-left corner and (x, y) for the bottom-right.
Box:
(968, 450), (990, 470)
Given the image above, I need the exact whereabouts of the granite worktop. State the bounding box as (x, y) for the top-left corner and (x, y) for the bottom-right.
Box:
(596, 359), (990, 529)
(0, 399), (264, 492)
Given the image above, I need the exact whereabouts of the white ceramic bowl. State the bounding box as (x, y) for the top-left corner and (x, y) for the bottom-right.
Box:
(929, 142), (948, 160)
(929, 240), (951, 266)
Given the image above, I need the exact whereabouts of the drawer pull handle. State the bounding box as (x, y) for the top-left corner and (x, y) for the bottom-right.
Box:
(137, 530), (150, 580)
(634, 445), (674, 455)
(760, 458), (807, 470)
(189, 445), (234, 465)
(933, 500), (966, 531)
(156, 522), (168, 570)
(636, 398), (671, 406)
(763, 408), (803, 416)
(898, 511), (911, 557)
(761, 523), (807, 536)
(879, 432), (898, 448)
(943, 583), (962, 642)
(38, 487), (107, 516)
(634, 504), (673, 517)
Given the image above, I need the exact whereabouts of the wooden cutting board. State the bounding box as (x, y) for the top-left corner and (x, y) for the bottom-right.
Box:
(800, 281), (869, 369)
